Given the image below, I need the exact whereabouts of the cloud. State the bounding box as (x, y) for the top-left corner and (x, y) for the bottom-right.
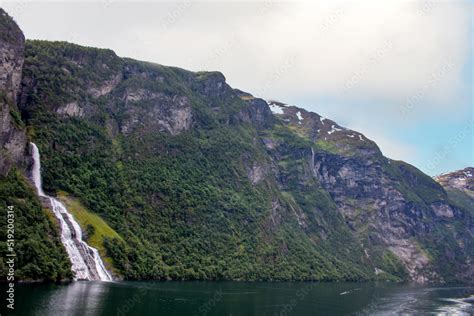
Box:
(5, 1), (470, 108)
(107, 1), (470, 124)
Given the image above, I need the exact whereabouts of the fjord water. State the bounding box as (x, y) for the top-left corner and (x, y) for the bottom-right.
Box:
(30, 143), (112, 281)
(13, 282), (473, 315)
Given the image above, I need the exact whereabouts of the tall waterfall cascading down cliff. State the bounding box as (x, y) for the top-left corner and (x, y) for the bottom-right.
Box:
(30, 143), (112, 281)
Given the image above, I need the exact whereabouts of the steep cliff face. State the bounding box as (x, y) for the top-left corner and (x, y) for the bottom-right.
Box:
(0, 10), (72, 282)
(432, 168), (474, 280)
(0, 9), (27, 174)
(2, 12), (471, 282)
(261, 102), (472, 282)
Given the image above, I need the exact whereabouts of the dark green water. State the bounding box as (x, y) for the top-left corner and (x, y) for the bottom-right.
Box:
(4, 281), (473, 315)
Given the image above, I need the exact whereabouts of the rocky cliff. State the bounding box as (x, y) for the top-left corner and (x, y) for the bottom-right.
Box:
(0, 8), (27, 174)
(1, 9), (472, 283)
(0, 9), (72, 281)
(262, 102), (472, 282)
(435, 168), (474, 194)
(434, 168), (474, 226)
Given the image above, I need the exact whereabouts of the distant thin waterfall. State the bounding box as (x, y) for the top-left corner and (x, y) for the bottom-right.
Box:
(30, 143), (112, 281)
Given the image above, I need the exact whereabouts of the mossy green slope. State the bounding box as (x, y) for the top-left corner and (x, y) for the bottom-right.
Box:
(57, 191), (121, 273)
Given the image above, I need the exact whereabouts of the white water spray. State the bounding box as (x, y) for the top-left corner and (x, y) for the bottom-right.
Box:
(30, 143), (112, 281)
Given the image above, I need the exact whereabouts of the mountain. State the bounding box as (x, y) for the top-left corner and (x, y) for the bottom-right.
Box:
(1, 9), (472, 283)
(434, 168), (474, 217)
(0, 8), (26, 174)
(435, 168), (473, 193)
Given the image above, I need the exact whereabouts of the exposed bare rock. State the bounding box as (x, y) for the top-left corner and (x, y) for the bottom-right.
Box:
(0, 9), (27, 175)
(0, 10), (24, 103)
(0, 102), (27, 174)
(388, 239), (436, 283)
(247, 162), (265, 185)
(262, 137), (277, 150)
(88, 74), (121, 98)
(435, 167), (474, 194)
(191, 71), (230, 98)
(233, 98), (273, 128)
(256, 112), (472, 282)
(123, 88), (161, 102)
(56, 101), (84, 117)
(431, 203), (454, 218)
(121, 94), (193, 136)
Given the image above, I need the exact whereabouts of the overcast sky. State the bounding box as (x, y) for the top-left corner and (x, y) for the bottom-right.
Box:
(3, 0), (473, 175)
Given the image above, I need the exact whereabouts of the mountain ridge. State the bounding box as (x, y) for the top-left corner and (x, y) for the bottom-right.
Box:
(0, 8), (472, 283)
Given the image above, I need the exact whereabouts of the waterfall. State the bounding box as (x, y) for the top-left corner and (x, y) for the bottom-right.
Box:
(30, 143), (112, 281)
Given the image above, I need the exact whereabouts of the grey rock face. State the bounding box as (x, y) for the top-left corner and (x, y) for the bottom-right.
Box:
(191, 71), (230, 98)
(0, 102), (27, 174)
(0, 10), (24, 103)
(246, 161), (266, 185)
(435, 167), (474, 193)
(307, 149), (473, 282)
(56, 102), (84, 118)
(233, 98), (274, 128)
(88, 74), (122, 98)
(309, 152), (435, 281)
(256, 99), (473, 282)
(120, 92), (193, 136)
(0, 9), (27, 175)
(388, 239), (435, 283)
(430, 203), (454, 218)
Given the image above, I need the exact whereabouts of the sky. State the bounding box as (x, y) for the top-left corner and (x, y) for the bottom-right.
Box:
(3, 0), (473, 176)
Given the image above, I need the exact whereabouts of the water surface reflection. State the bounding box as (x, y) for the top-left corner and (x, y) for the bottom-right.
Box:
(12, 281), (474, 316)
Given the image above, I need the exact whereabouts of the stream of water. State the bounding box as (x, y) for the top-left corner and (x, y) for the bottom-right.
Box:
(30, 143), (112, 281)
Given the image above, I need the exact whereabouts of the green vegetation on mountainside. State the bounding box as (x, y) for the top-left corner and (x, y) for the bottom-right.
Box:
(1, 37), (469, 283)
(0, 170), (71, 281)
(18, 40), (376, 281)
